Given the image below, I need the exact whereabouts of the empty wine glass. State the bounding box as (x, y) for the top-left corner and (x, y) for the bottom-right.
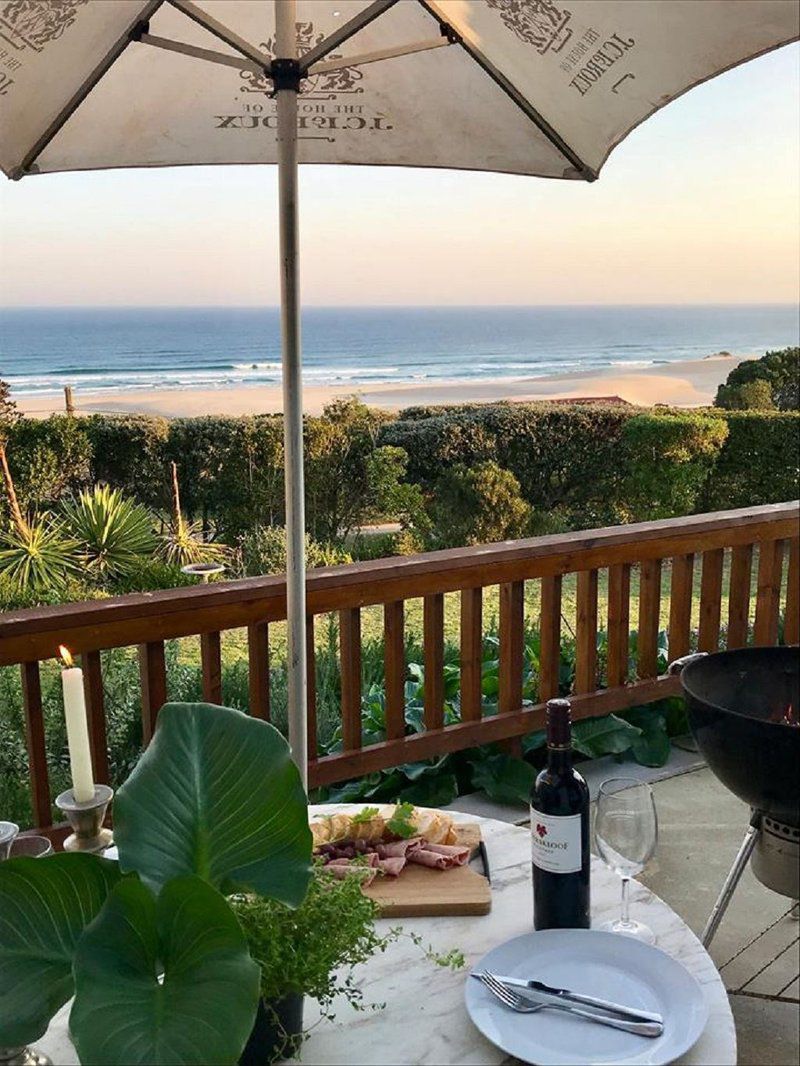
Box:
(595, 777), (658, 943)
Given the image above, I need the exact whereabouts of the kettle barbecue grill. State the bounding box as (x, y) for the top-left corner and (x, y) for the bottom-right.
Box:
(670, 646), (799, 947)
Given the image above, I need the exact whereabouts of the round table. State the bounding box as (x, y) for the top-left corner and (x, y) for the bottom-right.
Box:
(36, 805), (735, 1066)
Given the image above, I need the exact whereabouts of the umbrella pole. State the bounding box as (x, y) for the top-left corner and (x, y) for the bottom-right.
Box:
(275, 0), (307, 787)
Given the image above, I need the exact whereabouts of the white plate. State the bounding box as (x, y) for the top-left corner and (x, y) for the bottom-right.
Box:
(465, 929), (709, 1066)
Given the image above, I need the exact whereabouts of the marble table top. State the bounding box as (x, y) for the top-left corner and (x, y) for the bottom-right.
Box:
(36, 804), (735, 1066)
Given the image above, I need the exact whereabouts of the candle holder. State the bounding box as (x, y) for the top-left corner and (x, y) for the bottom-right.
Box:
(0, 821), (18, 861)
(0, 1046), (52, 1065)
(55, 784), (114, 854)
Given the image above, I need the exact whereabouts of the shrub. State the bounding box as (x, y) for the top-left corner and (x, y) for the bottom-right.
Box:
(304, 398), (398, 541)
(108, 559), (196, 595)
(4, 416), (91, 512)
(85, 415), (170, 511)
(237, 525), (352, 577)
(61, 485), (156, 577)
(714, 379), (775, 410)
(703, 410), (800, 510)
(715, 347), (799, 410)
(429, 461), (532, 547)
(620, 411), (728, 521)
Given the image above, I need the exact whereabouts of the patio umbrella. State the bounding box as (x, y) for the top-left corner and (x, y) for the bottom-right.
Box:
(1, 0), (797, 786)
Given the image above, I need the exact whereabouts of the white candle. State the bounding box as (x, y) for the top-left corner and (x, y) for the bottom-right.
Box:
(59, 647), (95, 803)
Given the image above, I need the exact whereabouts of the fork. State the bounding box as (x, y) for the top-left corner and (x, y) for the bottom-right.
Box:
(479, 972), (664, 1038)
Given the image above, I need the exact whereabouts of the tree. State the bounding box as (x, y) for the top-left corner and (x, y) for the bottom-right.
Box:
(715, 347), (799, 410)
(0, 379), (19, 444)
(429, 461), (532, 548)
(715, 378), (775, 410)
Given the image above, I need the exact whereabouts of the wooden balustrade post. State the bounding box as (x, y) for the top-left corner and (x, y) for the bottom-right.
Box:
(698, 548), (724, 653)
(340, 608), (362, 750)
(460, 587), (483, 722)
(200, 631), (222, 704)
(247, 622), (270, 720)
(539, 575), (562, 701)
(668, 554), (694, 661)
(138, 641), (167, 745)
(637, 558), (662, 678)
(607, 563), (631, 688)
(754, 540), (784, 646)
(575, 570), (599, 694)
(81, 650), (110, 784)
(727, 544), (753, 649)
(785, 538), (799, 646)
(306, 616), (318, 762)
(384, 601), (406, 739)
(21, 661), (51, 829)
(423, 594), (445, 730)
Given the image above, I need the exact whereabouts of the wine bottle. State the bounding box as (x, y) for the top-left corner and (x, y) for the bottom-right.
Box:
(531, 698), (590, 930)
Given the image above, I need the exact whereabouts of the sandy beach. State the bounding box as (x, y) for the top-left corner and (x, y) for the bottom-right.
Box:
(15, 353), (749, 419)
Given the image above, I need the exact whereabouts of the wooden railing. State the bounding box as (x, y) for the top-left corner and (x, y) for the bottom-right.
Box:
(1, 503), (798, 831)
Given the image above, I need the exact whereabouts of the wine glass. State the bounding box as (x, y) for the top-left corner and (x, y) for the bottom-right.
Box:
(594, 777), (658, 943)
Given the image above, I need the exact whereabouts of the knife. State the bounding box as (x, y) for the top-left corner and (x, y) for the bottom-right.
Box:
(470, 972), (663, 1024)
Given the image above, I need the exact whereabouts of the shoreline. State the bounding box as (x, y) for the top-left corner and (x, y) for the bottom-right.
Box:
(14, 353), (750, 418)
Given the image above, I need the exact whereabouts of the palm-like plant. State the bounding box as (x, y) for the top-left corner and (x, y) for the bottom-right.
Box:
(161, 462), (227, 568)
(0, 513), (81, 592)
(62, 485), (156, 577)
(0, 440), (81, 592)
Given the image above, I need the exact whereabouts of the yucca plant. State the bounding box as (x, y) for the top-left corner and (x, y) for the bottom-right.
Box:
(160, 462), (227, 568)
(0, 513), (81, 593)
(0, 440), (81, 592)
(62, 485), (156, 577)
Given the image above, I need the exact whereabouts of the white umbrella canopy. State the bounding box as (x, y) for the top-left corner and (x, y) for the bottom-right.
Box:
(1, 0), (797, 785)
(1, 0), (798, 179)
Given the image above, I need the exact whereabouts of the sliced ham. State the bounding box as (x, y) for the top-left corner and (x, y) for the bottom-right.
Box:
(376, 856), (406, 878)
(407, 848), (451, 869)
(376, 837), (423, 859)
(423, 843), (471, 865)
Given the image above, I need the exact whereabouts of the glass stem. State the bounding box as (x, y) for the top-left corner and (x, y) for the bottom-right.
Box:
(621, 876), (631, 925)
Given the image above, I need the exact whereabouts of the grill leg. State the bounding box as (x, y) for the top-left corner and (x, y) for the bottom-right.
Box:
(702, 812), (761, 948)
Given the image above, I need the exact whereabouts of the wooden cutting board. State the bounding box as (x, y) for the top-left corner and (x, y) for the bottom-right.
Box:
(362, 823), (491, 917)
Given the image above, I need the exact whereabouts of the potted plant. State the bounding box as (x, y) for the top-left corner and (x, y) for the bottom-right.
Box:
(232, 865), (465, 1066)
(0, 702), (312, 1065)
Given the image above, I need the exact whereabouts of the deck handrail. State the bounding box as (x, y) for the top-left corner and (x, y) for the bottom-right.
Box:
(1, 503), (796, 664)
(1, 501), (798, 830)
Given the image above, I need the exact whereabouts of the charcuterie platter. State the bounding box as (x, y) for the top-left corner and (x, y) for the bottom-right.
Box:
(310, 804), (491, 917)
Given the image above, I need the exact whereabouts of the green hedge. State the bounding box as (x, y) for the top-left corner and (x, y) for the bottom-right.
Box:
(703, 410), (800, 511)
(3, 403), (797, 548)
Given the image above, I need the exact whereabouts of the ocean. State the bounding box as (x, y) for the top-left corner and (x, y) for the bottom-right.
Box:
(1, 305), (797, 397)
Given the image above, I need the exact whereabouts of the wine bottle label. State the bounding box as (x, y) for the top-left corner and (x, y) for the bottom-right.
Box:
(530, 810), (583, 874)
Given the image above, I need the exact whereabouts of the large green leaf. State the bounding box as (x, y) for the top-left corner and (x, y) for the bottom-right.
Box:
(70, 876), (260, 1066)
(469, 752), (536, 806)
(114, 703), (311, 903)
(572, 715), (642, 758)
(0, 854), (121, 1046)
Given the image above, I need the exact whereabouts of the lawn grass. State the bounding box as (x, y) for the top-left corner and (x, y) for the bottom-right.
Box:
(179, 546), (773, 670)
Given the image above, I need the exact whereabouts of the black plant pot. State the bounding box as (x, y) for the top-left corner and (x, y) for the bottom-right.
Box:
(239, 994), (304, 1066)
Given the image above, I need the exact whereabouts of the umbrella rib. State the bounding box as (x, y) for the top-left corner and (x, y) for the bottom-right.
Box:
(417, 0), (596, 182)
(167, 0), (271, 68)
(13, 0), (166, 181)
(138, 32), (266, 76)
(309, 36), (452, 77)
(298, 0), (400, 73)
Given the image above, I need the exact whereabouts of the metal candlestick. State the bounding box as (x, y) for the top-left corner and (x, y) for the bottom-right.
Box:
(0, 1047), (52, 1066)
(0, 822), (18, 861)
(55, 784), (114, 854)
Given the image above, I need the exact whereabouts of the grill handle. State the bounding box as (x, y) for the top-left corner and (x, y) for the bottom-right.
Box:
(667, 652), (709, 676)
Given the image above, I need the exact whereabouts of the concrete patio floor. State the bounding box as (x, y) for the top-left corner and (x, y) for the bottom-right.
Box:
(450, 756), (800, 1066)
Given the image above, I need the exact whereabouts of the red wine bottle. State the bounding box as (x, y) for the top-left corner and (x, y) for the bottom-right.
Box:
(531, 698), (590, 930)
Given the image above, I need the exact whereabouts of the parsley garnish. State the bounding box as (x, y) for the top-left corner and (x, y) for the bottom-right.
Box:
(350, 806), (380, 826)
(386, 802), (416, 839)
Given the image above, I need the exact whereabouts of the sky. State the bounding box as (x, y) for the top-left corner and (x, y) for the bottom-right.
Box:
(0, 42), (797, 308)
